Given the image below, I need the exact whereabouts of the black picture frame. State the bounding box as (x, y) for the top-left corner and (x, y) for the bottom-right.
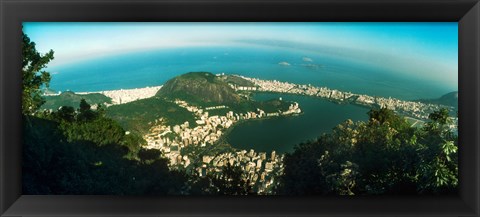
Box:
(1, 0), (479, 216)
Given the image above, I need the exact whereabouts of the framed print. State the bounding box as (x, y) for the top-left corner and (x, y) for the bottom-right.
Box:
(1, 0), (479, 216)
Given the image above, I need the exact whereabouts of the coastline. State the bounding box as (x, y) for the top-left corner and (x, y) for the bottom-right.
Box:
(44, 75), (455, 129)
(239, 75), (457, 123)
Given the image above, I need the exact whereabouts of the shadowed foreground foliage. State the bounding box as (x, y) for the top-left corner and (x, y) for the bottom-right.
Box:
(24, 100), (250, 195)
(23, 103), (186, 195)
(276, 107), (458, 195)
(188, 163), (253, 195)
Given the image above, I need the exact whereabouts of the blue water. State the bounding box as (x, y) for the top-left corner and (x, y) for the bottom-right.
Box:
(226, 93), (370, 153)
(48, 46), (452, 101)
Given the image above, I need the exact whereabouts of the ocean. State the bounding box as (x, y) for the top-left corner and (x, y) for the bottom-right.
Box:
(48, 45), (451, 100)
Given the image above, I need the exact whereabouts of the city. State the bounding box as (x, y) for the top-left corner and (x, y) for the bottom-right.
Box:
(239, 75), (458, 129)
(128, 74), (456, 194)
(142, 98), (299, 194)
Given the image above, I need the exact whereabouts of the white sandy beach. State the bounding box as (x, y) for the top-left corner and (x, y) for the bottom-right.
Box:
(76, 86), (162, 105)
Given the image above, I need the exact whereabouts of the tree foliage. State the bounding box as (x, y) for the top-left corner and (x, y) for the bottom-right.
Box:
(22, 30), (54, 114)
(47, 100), (146, 158)
(189, 163), (253, 195)
(278, 108), (458, 195)
(23, 100), (187, 195)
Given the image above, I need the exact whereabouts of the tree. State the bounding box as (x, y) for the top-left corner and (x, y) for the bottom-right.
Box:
(79, 99), (91, 112)
(56, 106), (76, 122)
(425, 108), (453, 135)
(277, 108), (458, 195)
(77, 99), (96, 121)
(138, 149), (162, 164)
(189, 163), (252, 195)
(212, 163), (251, 195)
(418, 108), (458, 194)
(428, 108), (450, 125)
(367, 107), (410, 130)
(22, 30), (54, 114)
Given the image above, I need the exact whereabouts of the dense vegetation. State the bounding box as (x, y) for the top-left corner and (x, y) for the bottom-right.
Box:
(24, 113), (185, 194)
(156, 71), (293, 116)
(418, 91), (458, 109)
(188, 163), (253, 195)
(41, 91), (112, 110)
(220, 74), (256, 87)
(157, 72), (242, 105)
(106, 97), (197, 134)
(276, 107), (458, 195)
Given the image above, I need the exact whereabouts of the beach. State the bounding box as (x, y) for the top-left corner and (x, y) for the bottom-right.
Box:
(76, 85), (162, 105)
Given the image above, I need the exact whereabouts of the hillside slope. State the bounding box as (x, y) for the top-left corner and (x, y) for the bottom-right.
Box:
(418, 91), (458, 109)
(156, 72), (242, 105)
(41, 91), (112, 110)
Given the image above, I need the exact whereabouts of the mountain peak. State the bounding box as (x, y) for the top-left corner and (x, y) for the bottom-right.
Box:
(156, 72), (242, 105)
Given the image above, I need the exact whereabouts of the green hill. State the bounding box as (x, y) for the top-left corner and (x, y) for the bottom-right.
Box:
(156, 72), (293, 116)
(106, 97), (197, 134)
(219, 74), (256, 87)
(418, 91), (458, 109)
(156, 72), (243, 106)
(41, 91), (112, 110)
(107, 72), (294, 133)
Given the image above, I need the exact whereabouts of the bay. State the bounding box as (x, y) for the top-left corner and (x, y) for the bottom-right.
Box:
(225, 93), (370, 153)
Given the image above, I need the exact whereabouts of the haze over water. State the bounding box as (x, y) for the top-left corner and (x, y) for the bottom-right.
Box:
(47, 46), (452, 101)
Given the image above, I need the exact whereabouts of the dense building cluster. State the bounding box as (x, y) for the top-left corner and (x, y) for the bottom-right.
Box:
(241, 76), (458, 128)
(143, 99), (300, 193)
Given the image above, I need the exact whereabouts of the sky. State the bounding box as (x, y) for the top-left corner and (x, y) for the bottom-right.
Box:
(23, 22), (458, 88)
